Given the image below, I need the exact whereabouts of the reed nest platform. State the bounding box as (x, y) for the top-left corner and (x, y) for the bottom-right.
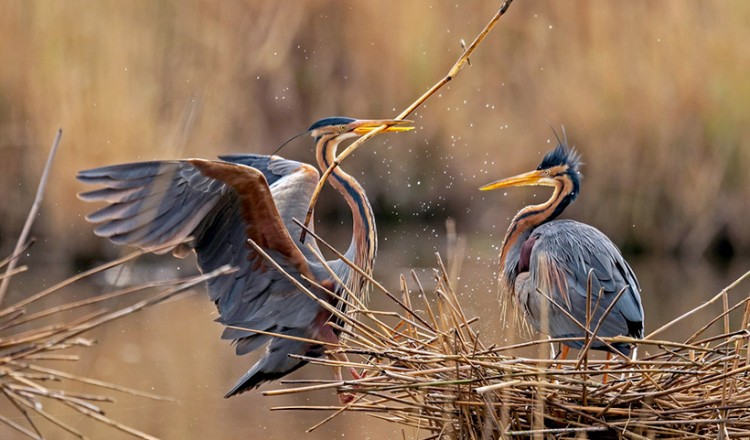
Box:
(270, 253), (750, 439)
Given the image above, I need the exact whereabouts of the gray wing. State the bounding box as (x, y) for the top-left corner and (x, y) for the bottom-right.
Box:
(523, 220), (644, 353)
(77, 156), (325, 348)
(183, 159), (338, 396)
(77, 154), (316, 249)
(78, 160), (224, 250)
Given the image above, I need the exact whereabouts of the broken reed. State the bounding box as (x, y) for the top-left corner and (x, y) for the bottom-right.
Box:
(269, 249), (750, 439)
(0, 243), (233, 440)
(0, 130), (234, 439)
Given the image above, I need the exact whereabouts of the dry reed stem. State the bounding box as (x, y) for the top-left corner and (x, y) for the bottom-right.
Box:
(1, 134), (234, 439)
(263, 227), (750, 439)
(0, 262), (232, 439)
(0, 129), (63, 305)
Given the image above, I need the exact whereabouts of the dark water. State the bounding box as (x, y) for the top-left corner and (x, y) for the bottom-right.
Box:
(1, 249), (747, 439)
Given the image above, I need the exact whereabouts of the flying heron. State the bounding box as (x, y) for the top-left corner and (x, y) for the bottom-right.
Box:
(480, 141), (644, 362)
(77, 117), (413, 402)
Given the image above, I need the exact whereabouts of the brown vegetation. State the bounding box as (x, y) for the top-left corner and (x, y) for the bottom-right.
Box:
(0, 244), (231, 439)
(271, 247), (750, 438)
(0, 1), (748, 438)
(1, 1), (749, 260)
(0, 136), (235, 438)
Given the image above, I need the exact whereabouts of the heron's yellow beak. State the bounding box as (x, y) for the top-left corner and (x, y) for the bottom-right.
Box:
(480, 169), (556, 191)
(353, 119), (414, 135)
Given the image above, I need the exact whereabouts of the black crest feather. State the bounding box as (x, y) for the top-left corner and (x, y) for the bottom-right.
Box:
(537, 142), (583, 220)
(538, 142), (582, 173)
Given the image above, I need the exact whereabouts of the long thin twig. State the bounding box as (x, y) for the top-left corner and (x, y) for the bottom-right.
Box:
(0, 241), (183, 318)
(0, 129), (63, 305)
(299, 0), (515, 241)
(645, 269), (750, 340)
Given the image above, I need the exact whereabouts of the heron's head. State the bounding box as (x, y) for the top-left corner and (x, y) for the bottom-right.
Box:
(307, 117), (414, 141)
(480, 142), (582, 200)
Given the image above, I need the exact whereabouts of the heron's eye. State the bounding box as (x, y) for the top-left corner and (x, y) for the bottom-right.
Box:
(542, 169), (550, 176)
(339, 125), (348, 132)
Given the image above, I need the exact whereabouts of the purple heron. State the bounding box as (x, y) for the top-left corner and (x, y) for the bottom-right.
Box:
(481, 142), (644, 361)
(78, 117), (413, 402)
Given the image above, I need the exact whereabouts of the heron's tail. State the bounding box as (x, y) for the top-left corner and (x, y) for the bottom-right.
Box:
(224, 337), (323, 398)
(224, 359), (307, 398)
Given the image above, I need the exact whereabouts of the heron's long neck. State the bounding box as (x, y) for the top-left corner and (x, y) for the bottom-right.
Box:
(499, 178), (573, 277)
(316, 135), (377, 294)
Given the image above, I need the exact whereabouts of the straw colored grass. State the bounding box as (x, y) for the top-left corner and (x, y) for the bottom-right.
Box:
(0, 132), (233, 439)
(0, 257), (231, 439)
(268, 232), (750, 439)
(3, 2), (749, 257)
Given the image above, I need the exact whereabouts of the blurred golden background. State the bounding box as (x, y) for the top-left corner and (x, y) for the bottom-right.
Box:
(0, 1), (749, 439)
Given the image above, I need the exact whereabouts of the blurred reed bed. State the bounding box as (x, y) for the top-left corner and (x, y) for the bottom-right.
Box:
(268, 232), (750, 438)
(0, 1), (749, 260)
(0, 248), (231, 439)
(0, 135), (232, 439)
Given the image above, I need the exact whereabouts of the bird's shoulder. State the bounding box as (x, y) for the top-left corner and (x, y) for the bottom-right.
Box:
(218, 154), (319, 186)
(532, 220), (619, 256)
(530, 219), (640, 292)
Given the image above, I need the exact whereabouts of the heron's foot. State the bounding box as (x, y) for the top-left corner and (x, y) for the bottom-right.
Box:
(333, 365), (361, 404)
(337, 367), (365, 404)
(338, 391), (356, 405)
(349, 367), (363, 380)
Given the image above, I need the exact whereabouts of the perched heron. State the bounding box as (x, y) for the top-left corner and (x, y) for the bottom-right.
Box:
(77, 117), (413, 402)
(480, 141), (644, 361)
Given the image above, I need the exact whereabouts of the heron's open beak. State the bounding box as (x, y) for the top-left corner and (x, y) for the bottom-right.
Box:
(479, 169), (555, 191)
(352, 119), (414, 135)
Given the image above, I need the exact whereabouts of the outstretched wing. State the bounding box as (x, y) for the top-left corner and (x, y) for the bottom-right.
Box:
(77, 160), (224, 251)
(183, 159), (337, 396)
(77, 155), (325, 342)
(525, 220), (644, 353)
(77, 154), (320, 254)
(79, 155), (334, 394)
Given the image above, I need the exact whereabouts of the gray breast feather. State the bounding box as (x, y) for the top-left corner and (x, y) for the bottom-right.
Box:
(518, 220), (644, 350)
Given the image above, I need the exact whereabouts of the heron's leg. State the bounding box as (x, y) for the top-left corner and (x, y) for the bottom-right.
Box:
(556, 344), (570, 370)
(622, 345), (638, 381)
(326, 349), (361, 380)
(317, 322), (359, 404)
(553, 344), (570, 373)
(602, 352), (612, 384)
(559, 344), (570, 360)
(319, 324), (362, 379)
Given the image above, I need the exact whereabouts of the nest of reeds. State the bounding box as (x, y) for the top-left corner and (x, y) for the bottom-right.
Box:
(269, 240), (750, 439)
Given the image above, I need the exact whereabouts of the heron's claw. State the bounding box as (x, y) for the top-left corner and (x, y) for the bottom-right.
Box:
(349, 367), (363, 380)
(338, 391), (355, 405)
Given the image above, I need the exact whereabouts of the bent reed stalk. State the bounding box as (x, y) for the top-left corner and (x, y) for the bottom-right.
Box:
(265, 229), (750, 439)
(0, 132), (233, 439)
